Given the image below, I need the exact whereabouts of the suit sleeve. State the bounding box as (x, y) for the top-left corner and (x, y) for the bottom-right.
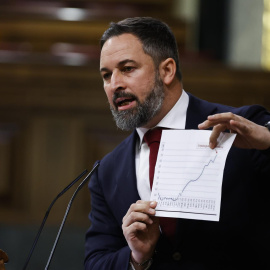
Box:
(242, 105), (270, 265)
(241, 104), (270, 158)
(84, 162), (130, 270)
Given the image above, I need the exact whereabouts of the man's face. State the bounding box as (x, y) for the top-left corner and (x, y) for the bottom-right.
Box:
(100, 33), (164, 130)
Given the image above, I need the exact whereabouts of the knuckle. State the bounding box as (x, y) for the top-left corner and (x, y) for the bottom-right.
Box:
(130, 203), (137, 210)
(212, 124), (220, 131)
(133, 221), (146, 231)
(129, 212), (137, 221)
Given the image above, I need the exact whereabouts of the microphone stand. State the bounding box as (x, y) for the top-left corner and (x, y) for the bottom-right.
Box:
(44, 162), (100, 269)
(22, 169), (88, 270)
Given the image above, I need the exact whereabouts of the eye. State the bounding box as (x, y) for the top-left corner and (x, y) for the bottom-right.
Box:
(102, 72), (111, 81)
(122, 66), (135, 73)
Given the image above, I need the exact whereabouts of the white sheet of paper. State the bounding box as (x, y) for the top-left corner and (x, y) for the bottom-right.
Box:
(150, 130), (236, 221)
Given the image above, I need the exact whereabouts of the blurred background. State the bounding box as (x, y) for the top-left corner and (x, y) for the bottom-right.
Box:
(0, 0), (270, 269)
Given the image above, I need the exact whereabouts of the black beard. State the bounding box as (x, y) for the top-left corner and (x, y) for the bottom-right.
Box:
(110, 74), (164, 131)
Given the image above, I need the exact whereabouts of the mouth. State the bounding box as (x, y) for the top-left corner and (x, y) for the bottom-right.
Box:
(114, 94), (137, 111)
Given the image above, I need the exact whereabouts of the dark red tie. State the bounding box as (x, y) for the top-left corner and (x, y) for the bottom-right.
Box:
(144, 128), (176, 243)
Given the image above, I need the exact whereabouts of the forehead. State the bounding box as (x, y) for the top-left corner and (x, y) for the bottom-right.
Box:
(100, 33), (151, 68)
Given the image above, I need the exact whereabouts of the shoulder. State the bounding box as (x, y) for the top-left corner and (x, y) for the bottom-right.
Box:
(187, 92), (270, 125)
(89, 130), (137, 185)
(103, 131), (136, 158)
(97, 130), (137, 173)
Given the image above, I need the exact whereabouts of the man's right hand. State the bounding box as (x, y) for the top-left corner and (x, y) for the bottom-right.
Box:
(122, 200), (160, 268)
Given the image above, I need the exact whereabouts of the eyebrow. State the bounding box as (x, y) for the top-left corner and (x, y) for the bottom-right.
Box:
(100, 59), (137, 73)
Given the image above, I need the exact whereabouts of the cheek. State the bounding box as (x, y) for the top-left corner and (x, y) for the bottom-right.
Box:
(136, 77), (155, 99)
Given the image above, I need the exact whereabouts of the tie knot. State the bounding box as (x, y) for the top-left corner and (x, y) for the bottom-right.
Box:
(143, 128), (162, 146)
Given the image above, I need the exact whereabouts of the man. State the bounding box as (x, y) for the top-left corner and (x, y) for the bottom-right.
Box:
(85, 17), (270, 270)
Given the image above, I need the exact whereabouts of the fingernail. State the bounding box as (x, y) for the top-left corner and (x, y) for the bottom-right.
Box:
(150, 201), (156, 206)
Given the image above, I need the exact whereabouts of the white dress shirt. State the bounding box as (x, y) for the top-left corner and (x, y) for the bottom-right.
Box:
(135, 90), (189, 200)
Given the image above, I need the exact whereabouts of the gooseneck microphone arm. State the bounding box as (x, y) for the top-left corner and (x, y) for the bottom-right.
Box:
(22, 169), (88, 270)
(44, 162), (100, 270)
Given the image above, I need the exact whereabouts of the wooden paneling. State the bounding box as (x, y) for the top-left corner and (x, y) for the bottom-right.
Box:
(1, 59), (269, 226)
(181, 62), (270, 110)
(0, 0), (269, 227)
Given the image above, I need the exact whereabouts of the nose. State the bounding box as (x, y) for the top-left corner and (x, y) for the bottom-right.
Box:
(110, 70), (125, 92)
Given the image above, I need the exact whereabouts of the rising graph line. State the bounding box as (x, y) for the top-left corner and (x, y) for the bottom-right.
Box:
(158, 149), (218, 202)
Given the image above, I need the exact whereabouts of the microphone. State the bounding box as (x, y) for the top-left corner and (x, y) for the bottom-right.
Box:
(21, 166), (93, 270)
(44, 162), (100, 269)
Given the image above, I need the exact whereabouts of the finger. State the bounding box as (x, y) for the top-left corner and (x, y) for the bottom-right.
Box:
(123, 201), (156, 224)
(198, 119), (229, 130)
(135, 201), (157, 215)
(229, 119), (252, 135)
(149, 201), (157, 209)
(199, 113), (245, 130)
(123, 211), (154, 228)
(125, 201), (150, 217)
(207, 112), (237, 122)
(122, 220), (148, 237)
(209, 124), (227, 149)
(136, 200), (157, 206)
(198, 120), (212, 129)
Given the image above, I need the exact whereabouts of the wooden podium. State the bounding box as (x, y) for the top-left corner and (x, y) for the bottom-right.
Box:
(0, 250), (8, 270)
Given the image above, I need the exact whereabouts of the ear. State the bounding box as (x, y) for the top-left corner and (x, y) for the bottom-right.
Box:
(159, 58), (176, 85)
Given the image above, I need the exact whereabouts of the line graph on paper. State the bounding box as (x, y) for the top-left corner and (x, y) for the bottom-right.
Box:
(150, 130), (236, 221)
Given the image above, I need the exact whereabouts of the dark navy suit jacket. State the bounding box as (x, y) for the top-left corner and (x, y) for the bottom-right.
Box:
(85, 93), (270, 270)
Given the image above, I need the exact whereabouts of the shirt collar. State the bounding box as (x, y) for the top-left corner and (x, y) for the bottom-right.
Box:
(136, 90), (189, 148)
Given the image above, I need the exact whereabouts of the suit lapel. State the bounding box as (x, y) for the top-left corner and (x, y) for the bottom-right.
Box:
(185, 93), (218, 129)
(111, 131), (141, 223)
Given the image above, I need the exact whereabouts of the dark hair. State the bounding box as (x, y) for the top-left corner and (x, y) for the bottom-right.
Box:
(100, 17), (182, 81)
